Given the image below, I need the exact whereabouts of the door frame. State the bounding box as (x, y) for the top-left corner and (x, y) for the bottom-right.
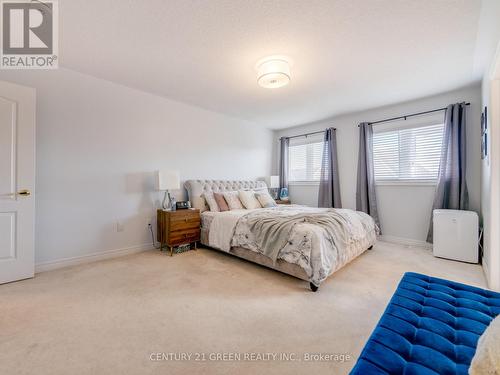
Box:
(0, 80), (36, 284)
(483, 43), (500, 291)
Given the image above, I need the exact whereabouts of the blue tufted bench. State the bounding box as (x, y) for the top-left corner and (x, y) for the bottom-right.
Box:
(350, 272), (500, 375)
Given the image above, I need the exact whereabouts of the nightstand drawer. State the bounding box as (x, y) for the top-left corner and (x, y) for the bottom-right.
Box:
(170, 217), (200, 232)
(169, 210), (199, 222)
(276, 200), (291, 205)
(169, 229), (200, 245)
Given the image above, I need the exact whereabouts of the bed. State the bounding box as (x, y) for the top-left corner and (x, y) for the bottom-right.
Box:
(184, 180), (377, 291)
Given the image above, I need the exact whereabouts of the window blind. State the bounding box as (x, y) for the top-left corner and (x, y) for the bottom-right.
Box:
(288, 134), (324, 182)
(373, 123), (444, 182)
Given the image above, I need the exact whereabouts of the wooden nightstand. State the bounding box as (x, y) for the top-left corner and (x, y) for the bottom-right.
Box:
(276, 199), (291, 205)
(157, 209), (201, 256)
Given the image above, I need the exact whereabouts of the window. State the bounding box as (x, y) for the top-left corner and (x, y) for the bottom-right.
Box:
(373, 123), (444, 183)
(288, 135), (324, 183)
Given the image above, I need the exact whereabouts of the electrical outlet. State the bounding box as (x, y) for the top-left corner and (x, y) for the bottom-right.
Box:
(116, 221), (125, 232)
(146, 217), (152, 227)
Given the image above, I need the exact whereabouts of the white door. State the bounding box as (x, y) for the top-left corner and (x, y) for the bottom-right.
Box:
(0, 81), (35, 284)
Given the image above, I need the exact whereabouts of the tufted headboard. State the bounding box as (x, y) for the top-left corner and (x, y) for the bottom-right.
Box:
(184, 180), (268, 212)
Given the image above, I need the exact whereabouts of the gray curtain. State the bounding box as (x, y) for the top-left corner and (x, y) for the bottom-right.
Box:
(279, 137), (289, 193)
(427, 103), (469, 242)
(356, 122), (381, 232)
(318, 128), (342, 208)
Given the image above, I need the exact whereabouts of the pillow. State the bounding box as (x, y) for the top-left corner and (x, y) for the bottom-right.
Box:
(192, 196), (208, 213)
(202, 191), (219, 212)
(253, 187), (269, 194)
(469, 315), (500, 375)
(222, 191), (244, 210)
(255, 191), (277, 208)
(238, 190), (262, 209)
(213, 192), (229, 212)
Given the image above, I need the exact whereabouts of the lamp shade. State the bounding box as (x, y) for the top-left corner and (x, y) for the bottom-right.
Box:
(156, 170), (180, 191)
(256, 56), (291, 89)
(269, 175), (280, 188)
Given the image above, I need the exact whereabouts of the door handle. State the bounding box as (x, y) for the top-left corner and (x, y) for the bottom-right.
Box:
(17, 189), (31, 197)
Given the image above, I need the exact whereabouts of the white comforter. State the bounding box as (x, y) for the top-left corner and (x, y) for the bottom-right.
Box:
(208, 209), (253, 251)
(206, 205), (377, 286)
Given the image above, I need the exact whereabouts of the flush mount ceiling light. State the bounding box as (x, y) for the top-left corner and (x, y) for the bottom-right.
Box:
(256, 56), (291, 89)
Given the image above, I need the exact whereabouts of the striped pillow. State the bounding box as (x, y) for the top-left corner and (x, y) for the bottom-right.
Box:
(238, 190), (262, 209)
(255, 191), (277, 208)
(202, 192), (219, 212)
(222, 191), (244, 210)
(213, 192), (229, 212)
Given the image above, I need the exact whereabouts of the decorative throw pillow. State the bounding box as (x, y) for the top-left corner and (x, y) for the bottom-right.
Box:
(202, 191), (219, 212)
(469, 315), (500, 375)
(222, 191), (244, 210)
(255, 191), (277, 208)
(213, 192), (229, 212)
(253, 187), (268, 194)
(238, 190), (262, 209)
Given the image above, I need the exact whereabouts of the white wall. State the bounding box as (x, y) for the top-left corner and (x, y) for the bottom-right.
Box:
(478, 0), (500, 291)
(481, 50), (500, 291)
(273, 84), (482, 244)
(0, 69), (273, 266)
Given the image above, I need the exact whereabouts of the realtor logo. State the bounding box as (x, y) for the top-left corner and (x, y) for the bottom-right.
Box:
(1, 0), (58, 69)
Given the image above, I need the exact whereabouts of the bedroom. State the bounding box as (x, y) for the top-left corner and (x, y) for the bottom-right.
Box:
(1, 0), (500, 374)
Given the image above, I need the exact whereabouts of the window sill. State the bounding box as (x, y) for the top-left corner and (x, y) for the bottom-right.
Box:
(289, 181), (320, 186)
(375, 180), (437, 187)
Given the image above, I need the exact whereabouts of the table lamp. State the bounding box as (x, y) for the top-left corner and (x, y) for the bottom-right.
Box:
(269, 175), (280, 199)
(156, 170), (180, 210)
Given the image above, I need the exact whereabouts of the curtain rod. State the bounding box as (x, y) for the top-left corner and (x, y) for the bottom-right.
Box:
(279, 128), (336, 141)
(360, 103), (471, 127)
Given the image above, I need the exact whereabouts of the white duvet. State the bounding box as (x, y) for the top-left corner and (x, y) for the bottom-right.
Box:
(204, 205), (377, 286)
(207, 209), (255, 251)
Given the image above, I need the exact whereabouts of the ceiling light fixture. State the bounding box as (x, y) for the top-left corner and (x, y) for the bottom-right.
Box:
(256, 56), (291, 89)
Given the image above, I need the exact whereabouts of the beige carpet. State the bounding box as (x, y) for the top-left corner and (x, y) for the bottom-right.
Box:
(0, 242), (486, 375)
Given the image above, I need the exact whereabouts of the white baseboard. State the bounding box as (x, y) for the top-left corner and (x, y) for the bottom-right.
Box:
(35, 243), (154, 273)
(378, 235), (432, 250)
(482, 257), (490, 288)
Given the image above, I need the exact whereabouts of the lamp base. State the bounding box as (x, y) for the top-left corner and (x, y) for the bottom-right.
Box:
(269, 188), (279, 200)
(162, 191), (171, 210)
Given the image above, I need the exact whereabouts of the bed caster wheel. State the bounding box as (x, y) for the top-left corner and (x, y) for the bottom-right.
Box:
(310, 283), (319, 292)
(368, 245), (373, 250)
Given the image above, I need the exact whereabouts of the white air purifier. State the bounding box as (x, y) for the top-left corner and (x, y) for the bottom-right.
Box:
(433, 209), (478, 263)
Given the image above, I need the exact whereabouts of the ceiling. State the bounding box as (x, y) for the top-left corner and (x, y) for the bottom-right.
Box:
(60, 0), (485, 129)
